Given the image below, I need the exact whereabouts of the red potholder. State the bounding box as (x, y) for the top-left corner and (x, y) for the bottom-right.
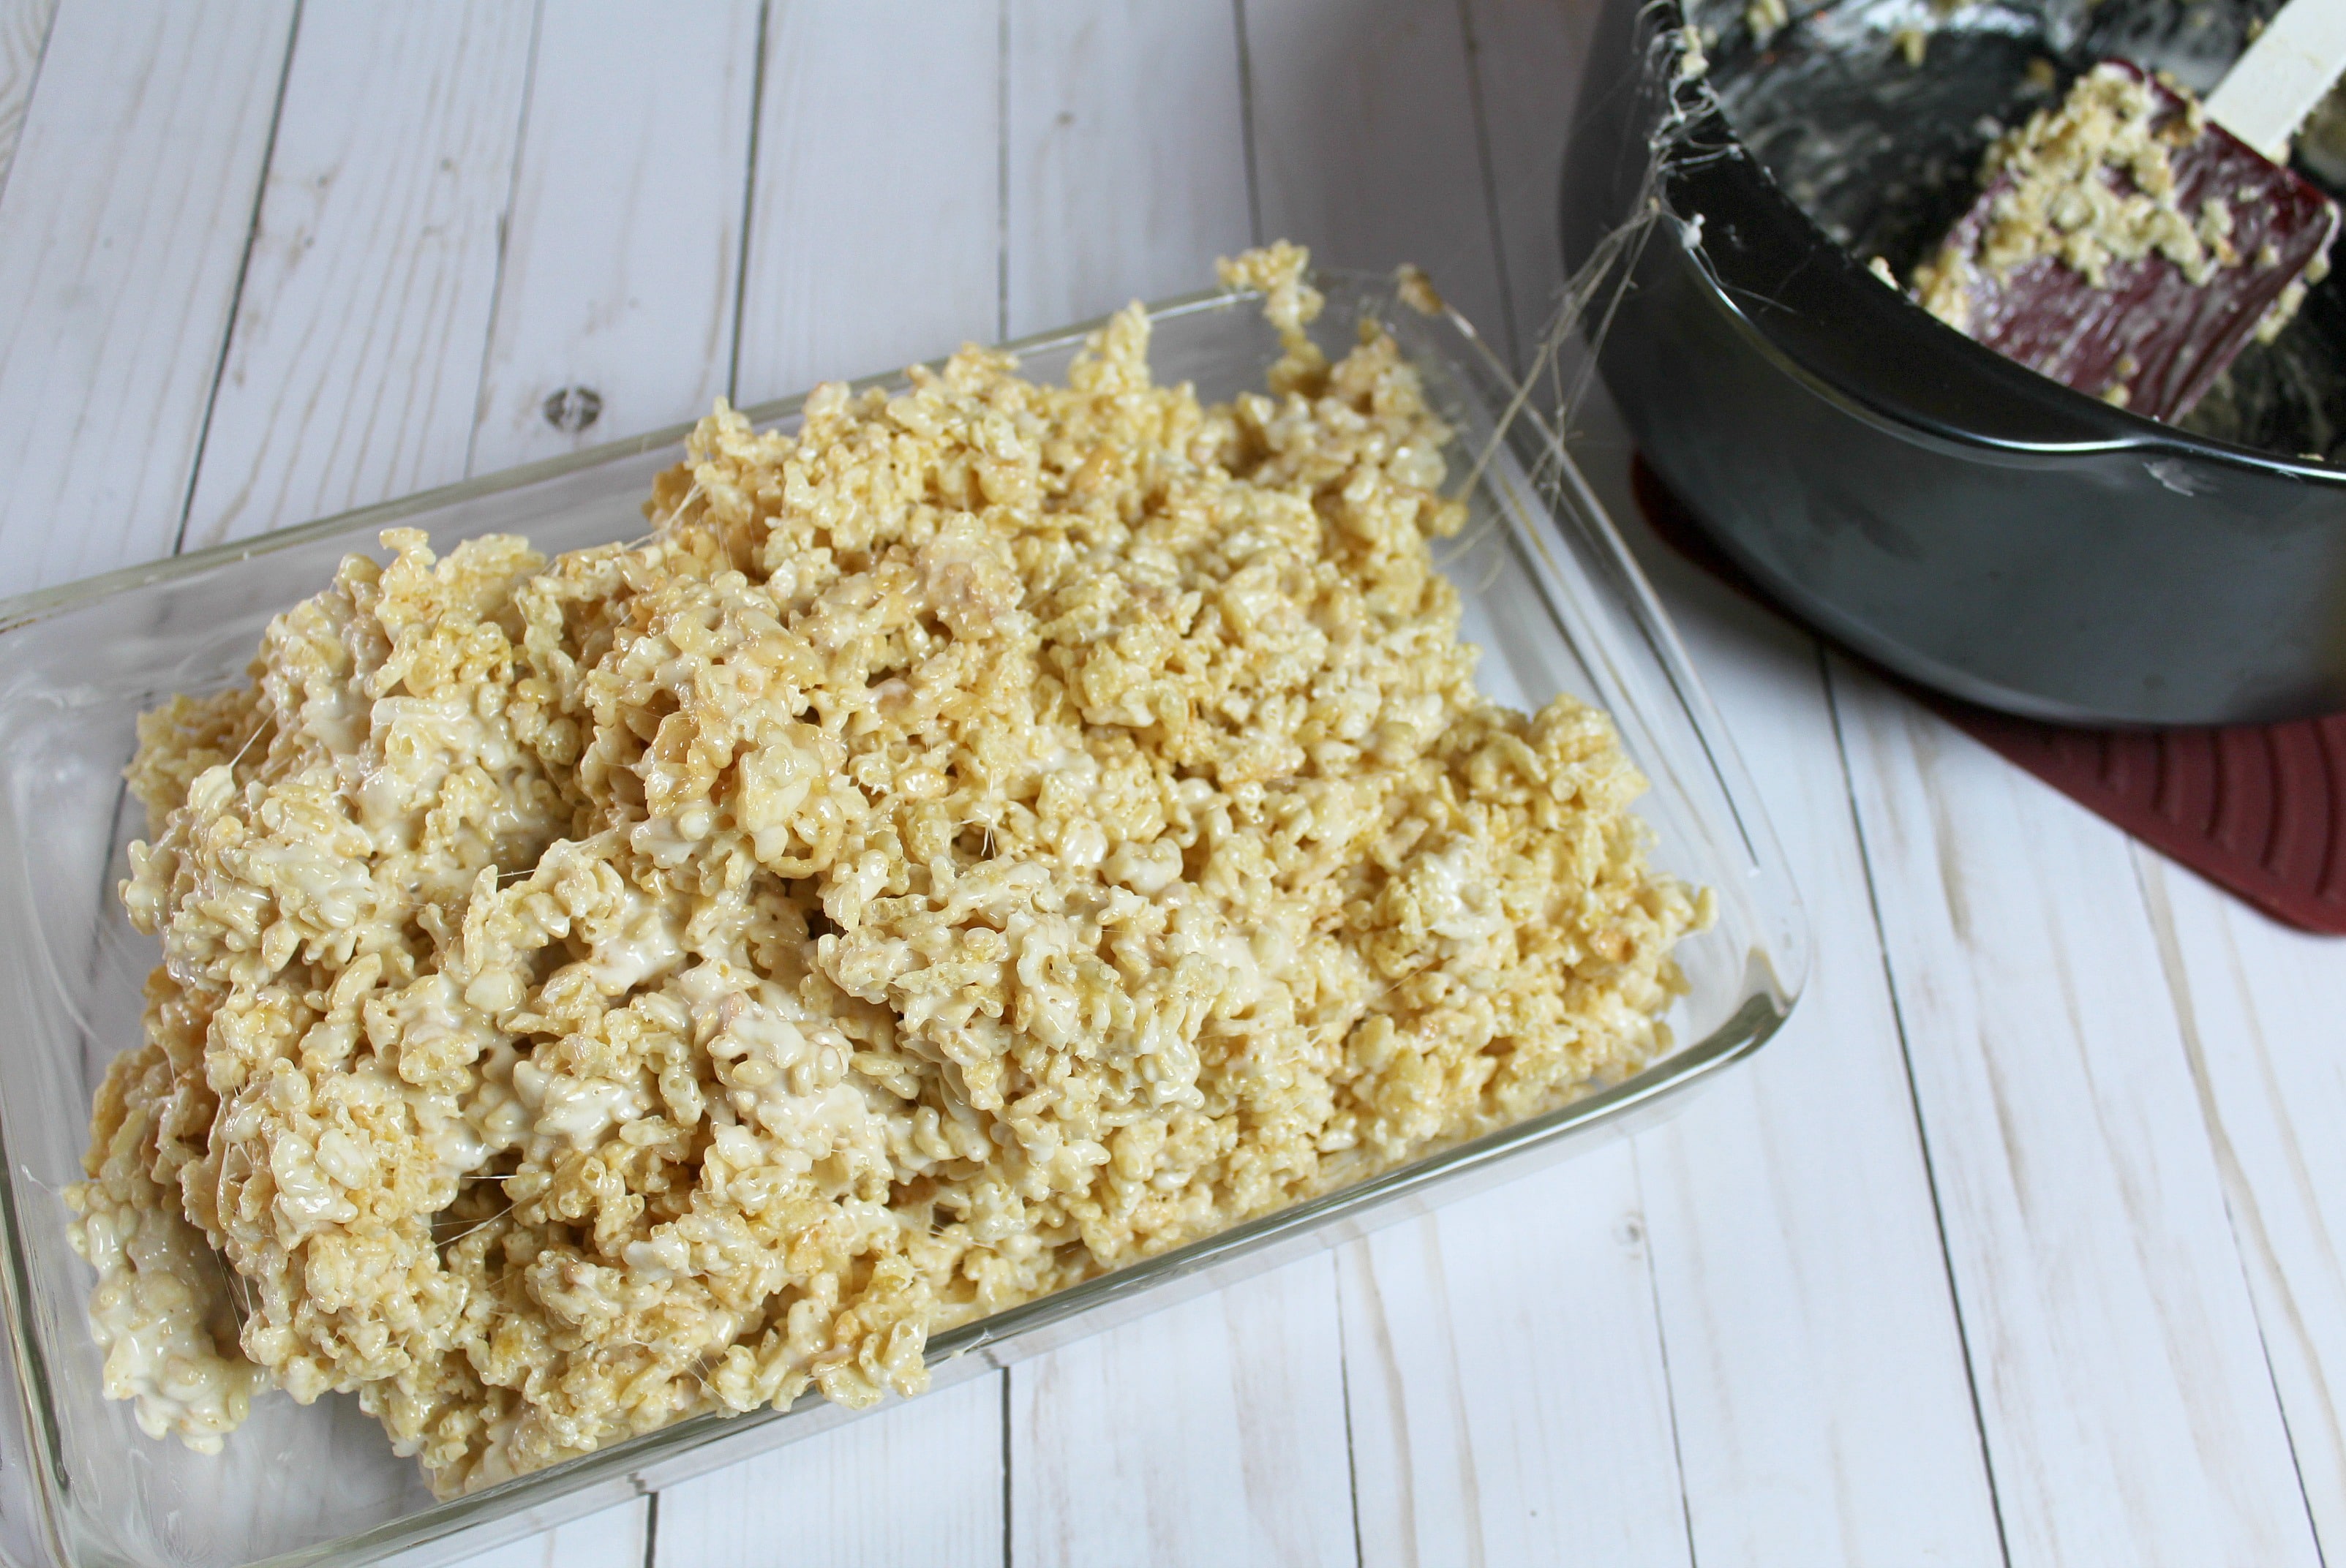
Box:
(1630, 459), (2346, 935)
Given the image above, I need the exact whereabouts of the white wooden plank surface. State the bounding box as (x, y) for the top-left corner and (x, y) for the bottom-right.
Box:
(732, 0), (1000, 404)
(1835, 668), (2323, 1568)
(2137, 851), (2346, 1558)
(654, 1375), (1003, 1568)
(1342, 1146), (1692, 1568)
(180, 0), (538, 550)
(1011, 1257), (1356, 1568)
(0, 0), (54, 206)
(1557, 388), (2006, 1566)
(1241, 0), (1508, 347)
(1003, 0), (1252, 333)
(0, 0), (293, 591)
(469, 0), (762, 471)
(7, 6), (2346, 1567)
(1628, 639), (2007, 1566)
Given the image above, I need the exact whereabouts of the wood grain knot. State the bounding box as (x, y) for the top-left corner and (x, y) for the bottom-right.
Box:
(543, 385), (603, 434)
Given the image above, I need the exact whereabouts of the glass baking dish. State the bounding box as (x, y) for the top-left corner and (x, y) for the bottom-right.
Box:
(0, 274), (1805, 1568)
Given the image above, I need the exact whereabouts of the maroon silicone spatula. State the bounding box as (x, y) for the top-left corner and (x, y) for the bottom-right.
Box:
(1918, 0), (2346, 421)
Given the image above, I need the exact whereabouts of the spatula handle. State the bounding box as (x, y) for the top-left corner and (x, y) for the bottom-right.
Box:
(2204, 0), (2346, 158)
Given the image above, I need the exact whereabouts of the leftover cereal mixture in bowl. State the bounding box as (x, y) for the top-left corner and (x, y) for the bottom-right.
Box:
(61, 244), (1709, 1497)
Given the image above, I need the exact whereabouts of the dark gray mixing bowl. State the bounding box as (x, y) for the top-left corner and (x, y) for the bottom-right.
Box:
(1561, 0), (2346, 724)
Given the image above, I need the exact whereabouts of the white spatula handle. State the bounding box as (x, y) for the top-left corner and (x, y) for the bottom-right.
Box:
(2204, 0), (2346, 159)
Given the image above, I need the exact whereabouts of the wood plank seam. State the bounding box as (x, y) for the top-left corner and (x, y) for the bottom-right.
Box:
(1000, 1369), (1013, 1568)
(1821, 652), (2020, 1568)
(1334, 1281), (1367, 1568)
(1339, 1247), (1421, 1558)
(723, 0), (771, 407)
(2132, 848), (2336, 1560)
(459, 0), (546, 481)
(1231, 0), (1264, 248)
(1625, 1164), (1704, 1567)
(0, 0), (57, 212)
(167, 0), (306, 558)
(2144, 859), (2346, 1550)
(454, 0), (547, 475)
(1450, 0), (1520, 369)
(640, 1490), (661, 1568)
(1418, 1229), (1489, 1564)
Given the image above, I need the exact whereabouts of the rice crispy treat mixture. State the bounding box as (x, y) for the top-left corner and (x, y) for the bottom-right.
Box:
(1911, 63), (2325, 346)
(65, 245), (1705, 1496)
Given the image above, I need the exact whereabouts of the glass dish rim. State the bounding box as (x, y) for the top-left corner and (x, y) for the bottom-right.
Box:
(0, 269), (1806, 1568)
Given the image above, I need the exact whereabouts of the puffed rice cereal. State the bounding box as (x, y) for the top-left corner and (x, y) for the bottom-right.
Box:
(65, 244), (1707, 1495)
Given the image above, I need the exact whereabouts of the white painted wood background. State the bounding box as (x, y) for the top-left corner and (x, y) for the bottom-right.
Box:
(0, 3), (2339, 1564)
